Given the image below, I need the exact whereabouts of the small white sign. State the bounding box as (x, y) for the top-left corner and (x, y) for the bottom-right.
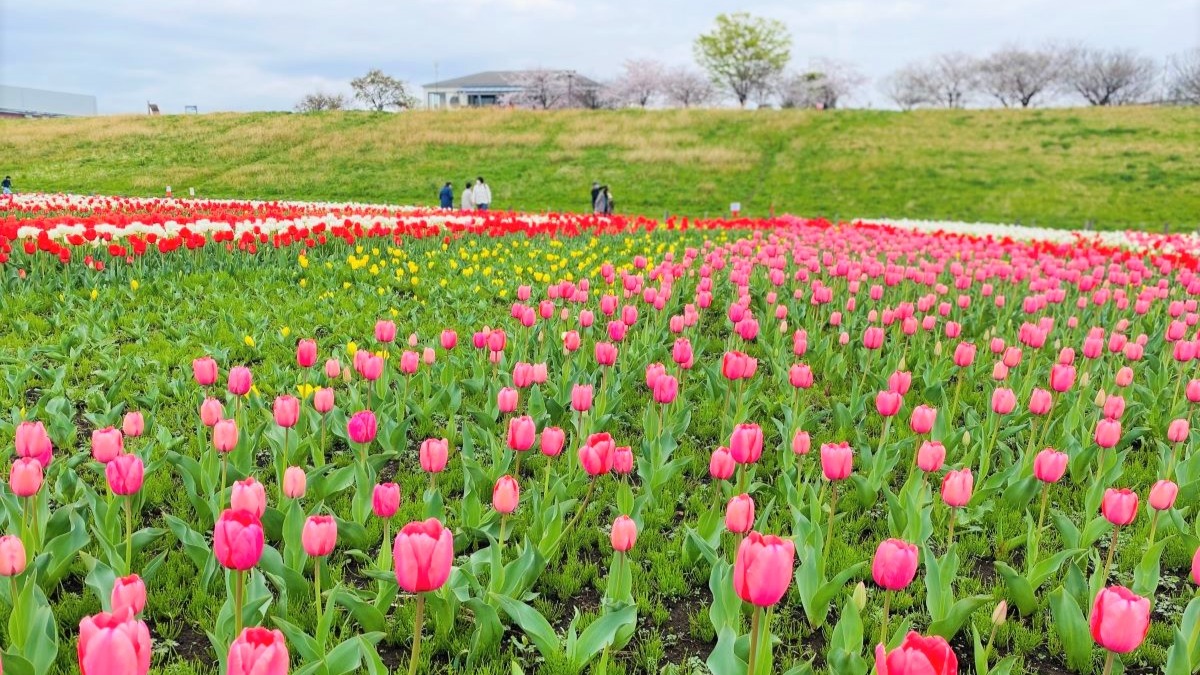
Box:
(730, 202), (741, 212)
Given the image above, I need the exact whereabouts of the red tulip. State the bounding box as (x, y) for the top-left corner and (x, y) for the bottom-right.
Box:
(105, 453), (144, 495)
(302, 515), (338, 557)
(420, 438), (449, 473)
(393, 518), (454, 593)
(725, 494), (755, 534)
(372, 483), (401, 518)
(611, 515), (638, 552)
(1032, 449), (1068, 483)
(940, 469), (973, 507)
(874, 631), (958, 675)
(710, 446), (736, 480)
(296, 339), (318, 368)
(111, 574), (146, 616)
(492, 475), (520, 514)
(872, 539), (919, 590)
(0, 535), (27, 576)
(917, 441), (946, 473)
(78, 610), (152, 675)
(540, 427), (566, 457)
(579, 432), (616, 476)
(347, 410), (377, 445)
(214, 509), (264, 570)
(733, 531), (795, 607)
(9, 457), (43, 497)
(1101, 488), (1138, 526)
(192, 356), (219, 386)
(820, 442), (853, 481)
(228, 627), (289, 675)
(1089, 586), (1150, 654)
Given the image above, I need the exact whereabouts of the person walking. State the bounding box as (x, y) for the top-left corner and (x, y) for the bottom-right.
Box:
(1, 176), (12, 195)
(438, 182), (454, 209)
(603, 186), (615, 214)
(461, 180), (475, 211)
(590, 182), (601, 212)
(593, 185), (609, 214)
(472, 177), (492, 211)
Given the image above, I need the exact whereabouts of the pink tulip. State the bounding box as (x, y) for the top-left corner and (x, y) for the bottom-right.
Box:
(372, 483), (401, 518)
(541, 427), (566, 457)
(493, 475), (520, 514)
(910, 405), (937, 434)
(420, 438), (449, 473)
(1101, 488), (1138, 526)
(733, 531), (796, 607)
(1033, 449), (1068, 483)
(1149, 480), (1178, 511)
(273, 395), (300, 428)
(653, 374), (679, 404)
(283, 467), (307, 499)
(874, 632), (958, 675)
(887, 370), (912, 395)
(531, 362), (548, 384)
(14, 420), (53, 467)
(122, 412), (145, 438)
(1089, 586), (1150, 654)
(579, 433), (616, 476)
(324, 359), (341, 380)
(507, 416), (536, 451)
(360, 355), (384, 381)
(227, 627), (289, 675)
(595, 342), (617, 366)
(214, 509), (264, 571)
(92, 427), (124, 464)
(347, 410), (377, 445)
(302, 515), (338, 557)
(111, 574), (147, 616)
(106, 453), (144, 495)
(296, 339), (318, 368)
(872, 538), (919, 590)
(876, 390), (903, 417)
(1187, 379), (1200, 403)
(375, 320), (397, 343)
(725, 494), (755, 534)
(313, 387), (334, 413)
(1168, 419), (1190, 443)
(78, 610), (152, 675)
(792, 430), (811, 456)
(710, 447), (736, 480)
(991, 388), (1016, 415)
(1095, 418), (1121, 449)
(820, 442), (853, 481)
(611, 515), (638, 552)
(0, 535), (27, 576)
(1115, 367), (1134, 387)
(730, 423), (764, 464)
(440, 330), (458, 350)
(231, 478), (267, 519)
(917, 442), (946, 473)
(400, 351), (419, 375)
(941, 469), (973, 507)
(192, 356), (219, 386)
(613, 446), (634, 475)
(952, 342), (976, 368)
(213, 419), (238, 452)
(673, 339), (694, 366)
(201, 397), (225, 427)
(497, 387), (518, 413)
(1049, 364), (1075, 393)
(1028, 389), (1052, 416)
(863, 327), (884, 350)
(393, 518), (454, 593)
(487, 329), (507, 353)
(789, 363), (814, 389)
(228, 366), (252, 396)
(9, 457), (42, 497)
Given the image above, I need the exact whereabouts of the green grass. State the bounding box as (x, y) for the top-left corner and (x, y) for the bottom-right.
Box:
(2, 107), (1199, 229)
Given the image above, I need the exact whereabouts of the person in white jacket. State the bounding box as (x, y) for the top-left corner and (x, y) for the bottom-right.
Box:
(461, 180), (475, 211)
(472, 177), (492, 211)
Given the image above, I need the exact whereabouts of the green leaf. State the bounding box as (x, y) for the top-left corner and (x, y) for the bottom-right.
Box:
(706, 626), (747, 675)
(323, 636), (364, 675)
(1132, 535), (1173, 597)
(570, 603), (637, 670)
(928, 595), (990, 641)
(272, 617), (321, 663)
(1049, 587), (1092, 672)
(994, 562), (1036, 616)
(495, 595), (561, 661)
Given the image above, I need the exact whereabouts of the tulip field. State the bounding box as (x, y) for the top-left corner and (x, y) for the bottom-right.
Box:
(5, 193), (1200, 675)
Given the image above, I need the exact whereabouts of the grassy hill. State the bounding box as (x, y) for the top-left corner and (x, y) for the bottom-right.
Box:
(1, 106), (1198, 230)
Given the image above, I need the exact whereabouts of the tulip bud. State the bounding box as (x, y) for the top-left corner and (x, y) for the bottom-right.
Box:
(852, 582), (867, 611)
(992, 600), (1008, 626)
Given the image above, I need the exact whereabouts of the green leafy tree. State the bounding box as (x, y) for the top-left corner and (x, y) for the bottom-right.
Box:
(693, 12), (792, 107)
(351, 69), (418, 111)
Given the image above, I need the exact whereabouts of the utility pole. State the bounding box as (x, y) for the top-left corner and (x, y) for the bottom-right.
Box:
(433, 61), (440, 108)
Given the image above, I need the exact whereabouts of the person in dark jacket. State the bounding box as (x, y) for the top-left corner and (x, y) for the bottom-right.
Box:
(438, 182), (454, 209)
(1, 176), (11, 195)
(590, 182), (600, 212)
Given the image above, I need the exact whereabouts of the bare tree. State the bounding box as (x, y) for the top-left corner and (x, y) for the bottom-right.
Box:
(350, 69), (417, 111)
(879, 66), (929, 110)
(976, 46), (1065, 107)
(778, 59), (865, 109)
(575, 82), (619, 110)
(610, 59), (666, 107)
(1062, 47), (1156, 105)
(508, 69), (569, 109)
(295, 92), (349, 112)
(1166, 48), (1200, 104)
(662, 67), (718, 107)
(925, 53), (979, 108)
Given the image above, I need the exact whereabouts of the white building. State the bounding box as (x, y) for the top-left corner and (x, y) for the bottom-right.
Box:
(0, 85), (98, 118)
(422, 70), (600, 108)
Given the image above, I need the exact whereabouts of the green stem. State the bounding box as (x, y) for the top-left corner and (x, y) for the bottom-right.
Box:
(1032, 484), (1050, 571)
(314, 556), (324, 651)
(876, 417), (892, 462)
(381, 520), (391, 571)
(408, 593), (426, 675)
(880, 590), (891, 646)
(318, 413), (327, 467)
(1101, 526), (1119, 581)
(124, 495), (134, 576)
(747, 606), (761, 675)
(235, 569), (245, 635)
(824, 483), (838, 557)
(984, 622), (998, 663)
(1149, 511), (1160, 548)
(220, 454), (229, 511)
(950, 375), (964, 425)
(1101, 650), (1115, 675)
(947, 508), (957, 548)
(551, 479), (597, 554)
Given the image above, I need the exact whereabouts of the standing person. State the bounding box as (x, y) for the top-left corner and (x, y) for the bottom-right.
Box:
(604, 186), (615, 214)
(438, 182), (454, 209)
(590, 182), (601, 212)
(461, 181), (475, 211)
(472, 176), (492, 211)
(1, 176), (11, 195)
(593, 185), (609, 214)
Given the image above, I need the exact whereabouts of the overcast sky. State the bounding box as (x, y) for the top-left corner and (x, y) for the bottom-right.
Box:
(3, 0), (1197, 113)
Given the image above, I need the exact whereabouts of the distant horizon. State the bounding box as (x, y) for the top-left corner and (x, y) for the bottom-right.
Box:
(3, 0), (1197, 114)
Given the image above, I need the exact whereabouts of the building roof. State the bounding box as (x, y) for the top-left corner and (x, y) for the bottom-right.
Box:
(423, 70), (600, 90)
(0, 85), (97, 117)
